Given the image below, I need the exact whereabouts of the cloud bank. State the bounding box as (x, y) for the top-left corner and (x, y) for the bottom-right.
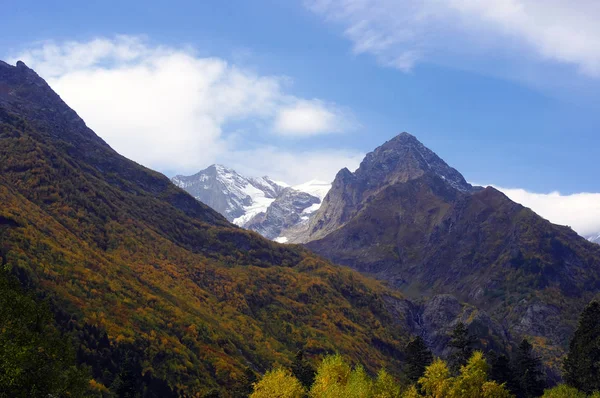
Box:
(492, 186), (600, 238)
(306, 0), (600, 77)
(10, 36), (359, 184)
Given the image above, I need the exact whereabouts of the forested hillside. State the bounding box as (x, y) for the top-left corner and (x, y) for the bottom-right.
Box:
(0, 60), (414, 396)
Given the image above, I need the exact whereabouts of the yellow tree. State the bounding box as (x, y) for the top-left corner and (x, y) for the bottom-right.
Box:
(346, 365), (373, 398)
(309, 354), (352, 398)
(541, 384), (587, 398)
(419, 358), (452, 398)
(448, 352), (488, 398)
(373, 369), (402, 398)
(250, 368), (305, 398)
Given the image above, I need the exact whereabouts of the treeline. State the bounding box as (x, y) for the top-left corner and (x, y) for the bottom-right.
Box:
(0, 268), (90, 397)
(249, 300), (600, 398)
(2, 258), (600, 398)
(0, 266), (176, 397)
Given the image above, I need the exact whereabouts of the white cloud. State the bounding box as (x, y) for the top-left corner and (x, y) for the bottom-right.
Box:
(306, 0), (600, 77)
(9, 36), (358, 181)
(273, 99), (356, 136)
(224, 147), (364, 184)
(491, 185), (600, 237)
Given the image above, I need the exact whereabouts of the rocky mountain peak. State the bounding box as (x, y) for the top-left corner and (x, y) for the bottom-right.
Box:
(356, 132), (473, 193)
(303, 133), (475, 241)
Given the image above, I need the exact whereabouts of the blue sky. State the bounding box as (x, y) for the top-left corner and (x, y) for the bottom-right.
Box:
(3, 0), (600, 235)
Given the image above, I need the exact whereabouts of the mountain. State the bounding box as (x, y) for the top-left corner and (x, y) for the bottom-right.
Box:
(588, 233), (600, 244)
(304, 132), (600, 370)
(0, 60), (422, 395)
(304, 132), (477, 242)
(171, 165), (285, 224)
(172, 166), (331, 241)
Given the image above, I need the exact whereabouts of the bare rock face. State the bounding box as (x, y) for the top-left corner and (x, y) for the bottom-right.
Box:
(245, 188), (320, 239)
(383, 294), (510, 357)
(305, 132), (476, 241)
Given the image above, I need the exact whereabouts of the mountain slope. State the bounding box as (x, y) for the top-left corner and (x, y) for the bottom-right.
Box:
(0, 60), (415, 395)
(305, 132), (600, 369)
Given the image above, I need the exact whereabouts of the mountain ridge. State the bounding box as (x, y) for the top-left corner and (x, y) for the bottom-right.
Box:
(303, 132), (600, 374)
(0, 60), (419, 395)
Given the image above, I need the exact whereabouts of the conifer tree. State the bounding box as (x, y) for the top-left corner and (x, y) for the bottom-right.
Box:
(448, 322), (475, 374)
(515, 339), (545, 398)
(405, 336), (434, 383)
(291, 349), (316, 390)
(488, 352), (518, 395)
(231, 367), (257, 398)
(564, 301), (600, 393)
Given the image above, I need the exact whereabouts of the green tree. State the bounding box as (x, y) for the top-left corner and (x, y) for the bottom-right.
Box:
(541, 384), (587, 398)
(405, 336), (434, 383)
(0, 271), (91, 397)
(232, 367), (258, 398)
(291, 350), (316, 390)
(515, 339), (545, 398)
(564, 301), (600, 393)
(488, 352), (518, 395)
(250, 368), (305, 398)
(448, 322), (474, 374)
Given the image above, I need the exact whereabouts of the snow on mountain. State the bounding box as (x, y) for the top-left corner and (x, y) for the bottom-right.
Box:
(292, 180), (331, 201)
(172, 165), (332, 241)
(588, 233), (600, 244)
(171, 164), (284, 223)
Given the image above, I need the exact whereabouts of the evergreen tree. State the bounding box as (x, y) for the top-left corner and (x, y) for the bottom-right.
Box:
(0, 270), (91, 397)
(488, 351), (518, 395)
(291, 349), (316, 389)
(231, 367), (257, 398)
(515, 339), (545, 398)
(564, 301), (600, 393)
(404, 336), (434, 383)
(448, 322), (475, 374)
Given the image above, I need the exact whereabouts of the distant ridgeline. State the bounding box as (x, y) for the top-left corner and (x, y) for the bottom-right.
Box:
(2, 58), (600, 397)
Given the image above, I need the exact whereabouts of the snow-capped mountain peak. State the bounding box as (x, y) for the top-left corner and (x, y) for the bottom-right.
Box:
(172, 165), (332, 241)
(172, 164), (285, 223)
